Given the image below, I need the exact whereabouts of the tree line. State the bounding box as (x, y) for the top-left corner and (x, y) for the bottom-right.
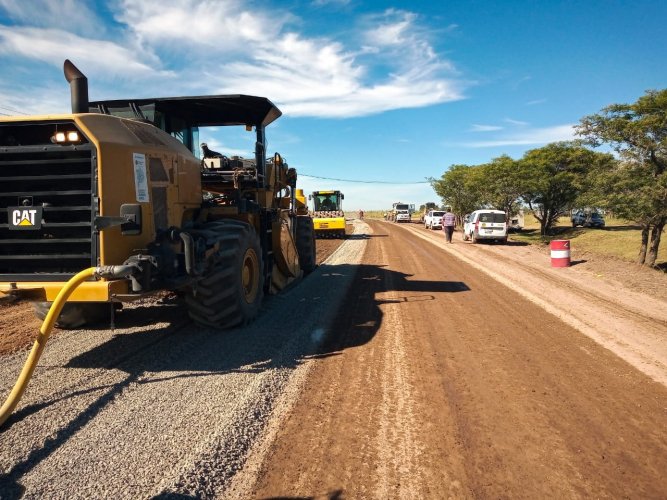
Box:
(428, 89), (667, 267)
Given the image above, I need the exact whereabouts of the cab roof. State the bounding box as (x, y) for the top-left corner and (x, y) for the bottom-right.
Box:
(89, 94), (282, 127)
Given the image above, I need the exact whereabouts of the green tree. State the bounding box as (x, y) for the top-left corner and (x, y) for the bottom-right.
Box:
(520, 142), (614, 236)
(429, 164), (481, 222)
(577, 89), (667, 266)
(477, 154), (526, 218)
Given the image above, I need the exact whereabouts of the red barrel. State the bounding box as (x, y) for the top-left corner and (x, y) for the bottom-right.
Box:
(550, 240), (571, 267)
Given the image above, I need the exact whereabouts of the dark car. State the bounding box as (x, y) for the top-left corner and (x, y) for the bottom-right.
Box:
(584, 213), (605, 229)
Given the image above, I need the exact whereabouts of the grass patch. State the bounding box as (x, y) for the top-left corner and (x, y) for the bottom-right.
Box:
(512, 225), (666, 267)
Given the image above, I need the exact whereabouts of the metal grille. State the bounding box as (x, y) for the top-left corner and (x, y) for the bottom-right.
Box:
(151, 186), (168, 231)
(0, 127), (96, 280)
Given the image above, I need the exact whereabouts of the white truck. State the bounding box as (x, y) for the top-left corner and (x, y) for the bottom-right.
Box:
(391, 202), (415, 223)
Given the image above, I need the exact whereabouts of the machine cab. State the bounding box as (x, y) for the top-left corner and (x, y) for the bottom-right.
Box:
(310, 191), (344, 212)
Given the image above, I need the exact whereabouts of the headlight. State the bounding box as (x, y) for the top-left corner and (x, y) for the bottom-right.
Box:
(54, 132), (66, 142)
(67, 131), (79, 141)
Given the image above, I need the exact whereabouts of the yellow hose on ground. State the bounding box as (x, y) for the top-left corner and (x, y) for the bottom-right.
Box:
(0, 267), (96, 427)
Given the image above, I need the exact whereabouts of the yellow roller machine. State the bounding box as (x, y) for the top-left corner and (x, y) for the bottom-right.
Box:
(309, 190), (346, 239)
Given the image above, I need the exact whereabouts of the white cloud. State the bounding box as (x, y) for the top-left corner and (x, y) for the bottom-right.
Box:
(118, 1), (465, 118)
(216, 9), (462, 118)
(0, 0), (103, 37)
(365, 10), (418, 46)
(0, 1), (467, 119)
(0, 85), (70, 115)
(525, 99), (547, 105)
(0, 26), (171, 79)
(470, 124), (503, 132)
(460, 124), (576, 148)
(115, 0), (286, 51)
(311, 0), (351, 5)
(504, 118), (530, 126)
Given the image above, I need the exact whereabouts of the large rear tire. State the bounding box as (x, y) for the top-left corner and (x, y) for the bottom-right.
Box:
(32, 302), (112, 329)
(186, 222), (264, 329)
(296, 215), (317, 273)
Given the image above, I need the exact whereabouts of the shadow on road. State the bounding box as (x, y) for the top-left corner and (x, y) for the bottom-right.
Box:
(0, 264), (468, 499)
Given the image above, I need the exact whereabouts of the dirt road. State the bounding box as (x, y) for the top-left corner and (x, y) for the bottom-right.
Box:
(250, 219), (667, 499)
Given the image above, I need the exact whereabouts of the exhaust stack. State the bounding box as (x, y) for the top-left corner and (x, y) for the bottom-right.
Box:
(63, 60), (88, 114)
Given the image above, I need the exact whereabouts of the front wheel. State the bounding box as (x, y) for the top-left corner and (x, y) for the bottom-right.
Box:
(296, 215), (317, 273)
(462, 231), (469, 241)
(471, 232), (478, 244)
(186, 222), (264, 329)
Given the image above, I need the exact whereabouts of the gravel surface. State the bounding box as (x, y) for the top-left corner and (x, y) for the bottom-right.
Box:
(0, 221), (368, 500)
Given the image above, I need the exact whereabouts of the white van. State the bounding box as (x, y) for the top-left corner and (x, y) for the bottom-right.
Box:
(463, 210), (508, 244)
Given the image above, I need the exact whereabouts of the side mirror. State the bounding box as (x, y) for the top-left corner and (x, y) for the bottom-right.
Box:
(341, 194), (345, 200)
(308, 194), (312, 201)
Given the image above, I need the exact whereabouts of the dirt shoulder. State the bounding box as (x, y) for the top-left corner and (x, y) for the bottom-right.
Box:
(400, 222), (667, 386)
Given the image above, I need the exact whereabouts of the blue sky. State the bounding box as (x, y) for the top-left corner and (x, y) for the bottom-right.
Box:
(0, 0), (665, 209)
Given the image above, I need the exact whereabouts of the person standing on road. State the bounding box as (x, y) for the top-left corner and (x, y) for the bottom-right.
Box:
(359, 210), (364, 220)
(442, 207), (456, 243)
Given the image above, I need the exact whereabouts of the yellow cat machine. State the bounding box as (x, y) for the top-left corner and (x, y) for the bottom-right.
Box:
(1, 60), (322, 425)
(309, 190), (345, 238)
(0, 60), (316, 329)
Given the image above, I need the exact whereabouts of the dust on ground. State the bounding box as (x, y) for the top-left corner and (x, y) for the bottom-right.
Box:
(0, 303), (52, 356)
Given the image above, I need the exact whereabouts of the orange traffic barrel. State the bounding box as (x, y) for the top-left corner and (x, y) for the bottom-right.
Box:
(550, 240), (571, 267)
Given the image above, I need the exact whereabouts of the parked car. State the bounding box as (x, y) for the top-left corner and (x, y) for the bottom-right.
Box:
(585, 212), (606, 229)
(424, 210), (445, 230)
(463, 210), (508, 244)
(572, 211), (606, 228)
(571, 211), (587, 227)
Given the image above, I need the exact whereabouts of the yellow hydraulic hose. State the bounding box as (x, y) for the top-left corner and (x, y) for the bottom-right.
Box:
(0, 267), (96, 427)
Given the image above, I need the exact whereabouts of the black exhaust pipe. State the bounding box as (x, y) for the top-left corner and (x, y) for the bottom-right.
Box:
(63, 60), (88, 114)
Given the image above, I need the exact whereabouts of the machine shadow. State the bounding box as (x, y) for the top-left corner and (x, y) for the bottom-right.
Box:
(0, 265), (468, 497)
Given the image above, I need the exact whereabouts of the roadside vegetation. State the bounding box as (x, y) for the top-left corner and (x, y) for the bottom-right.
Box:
(427, 89), (667, 268)
(513, 215), (666, 268)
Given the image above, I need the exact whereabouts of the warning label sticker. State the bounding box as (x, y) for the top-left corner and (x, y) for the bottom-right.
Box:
(133, 153), (149, 203)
